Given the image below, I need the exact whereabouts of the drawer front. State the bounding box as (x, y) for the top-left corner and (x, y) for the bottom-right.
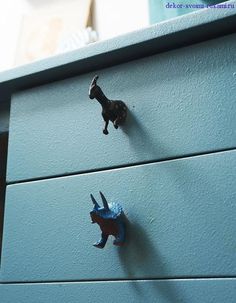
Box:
(1, 150), (236, 282)
(7, 34), (236, 182)
(1, 279), (236, 303)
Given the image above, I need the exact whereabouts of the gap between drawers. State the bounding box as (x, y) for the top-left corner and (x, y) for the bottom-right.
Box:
(1, 276), (236, 285)
(7, 147), (236, 186)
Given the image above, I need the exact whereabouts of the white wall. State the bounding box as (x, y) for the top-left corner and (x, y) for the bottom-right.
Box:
(93, 0), (149, 40)
(0, 0), (89, 72)
(0, 0), (31, 72)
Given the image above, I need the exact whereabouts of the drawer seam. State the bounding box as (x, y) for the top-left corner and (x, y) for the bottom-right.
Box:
(1, 276), (236, 285)
(7, 147), (236, 186)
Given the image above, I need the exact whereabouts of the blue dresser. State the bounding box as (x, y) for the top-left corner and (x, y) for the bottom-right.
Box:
(0, 5), (236, 302)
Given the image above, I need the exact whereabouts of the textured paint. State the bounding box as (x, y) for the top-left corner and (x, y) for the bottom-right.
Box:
(1, 279), (236, 303)
(7, 34), (236, 182)
(1, 10), (235, 302)
(1, 150), (236, 282)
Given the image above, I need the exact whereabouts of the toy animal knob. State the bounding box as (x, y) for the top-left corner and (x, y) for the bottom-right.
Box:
(90, 191), (126, 248)
(89, 75), (128, 135)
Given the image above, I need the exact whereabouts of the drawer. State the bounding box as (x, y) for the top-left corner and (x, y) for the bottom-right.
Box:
(1, 150), (236, 282)
(1, 279), (236, 303)
(7, 34), (236, 183)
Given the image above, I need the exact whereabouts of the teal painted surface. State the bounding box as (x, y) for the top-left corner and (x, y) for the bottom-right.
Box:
(1, 279), (236, 303)
(2, 150), (236, 282)
(149, 0), (225, 24)
(7, 34), (236, 182)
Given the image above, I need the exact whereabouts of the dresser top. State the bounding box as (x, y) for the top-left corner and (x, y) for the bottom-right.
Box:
(0, 1), (235, 101)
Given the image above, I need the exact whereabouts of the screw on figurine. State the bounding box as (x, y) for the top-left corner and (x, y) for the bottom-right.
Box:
(89, 75), (127, 135)
(90, 192), (126, 248)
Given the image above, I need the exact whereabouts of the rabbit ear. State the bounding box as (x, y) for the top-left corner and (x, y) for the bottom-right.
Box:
(99, 191), (109, 210)
(90, 194), (100, 209)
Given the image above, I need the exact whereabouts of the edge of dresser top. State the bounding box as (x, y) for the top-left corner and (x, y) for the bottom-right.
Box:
(0, 0), (236, 102)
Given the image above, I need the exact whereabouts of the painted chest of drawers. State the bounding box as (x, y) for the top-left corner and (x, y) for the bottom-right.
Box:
(0, 5), (236, 302)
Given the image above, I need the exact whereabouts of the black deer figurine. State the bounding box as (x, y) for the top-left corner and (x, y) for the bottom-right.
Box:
(89, 75), (127, 135)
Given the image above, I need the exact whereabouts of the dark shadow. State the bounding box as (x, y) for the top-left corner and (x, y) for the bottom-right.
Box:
(121, 108), (221, 206)
(117, 216), (183, 302)
(0, 132), (8, 265)
(120, 109), (169, 159)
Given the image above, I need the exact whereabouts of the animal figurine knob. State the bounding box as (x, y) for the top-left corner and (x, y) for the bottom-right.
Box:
(90, 191), (126, 248)
(89, 75), (127, 135)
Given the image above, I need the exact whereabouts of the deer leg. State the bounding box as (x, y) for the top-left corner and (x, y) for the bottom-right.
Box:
(94, 233), (108, 249)
(103, 120), (109, 135)
(113, 119), (119, 129)
(114, 112), (126, 129)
